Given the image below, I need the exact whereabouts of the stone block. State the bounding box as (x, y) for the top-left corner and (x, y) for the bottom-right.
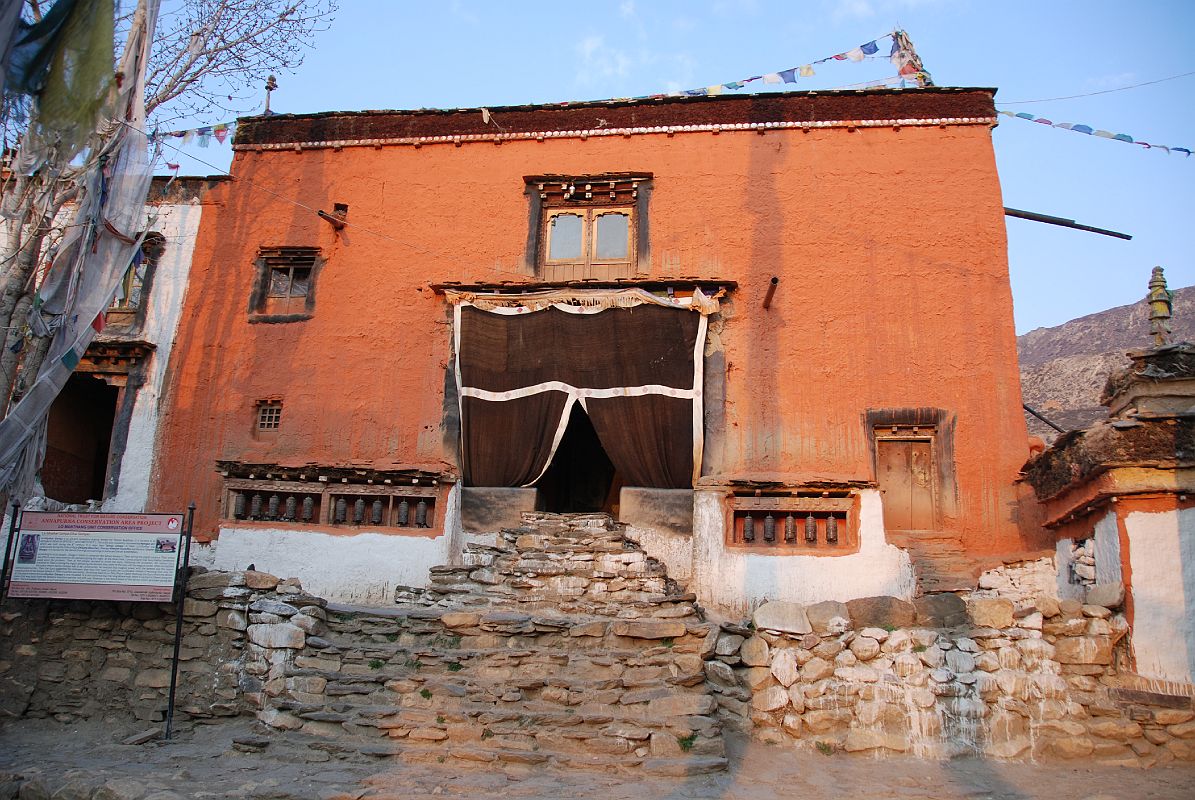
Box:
(246, 623), (306, 649)
(846, 596), (916, 630)
(646, 693), (716, 717)
(215, 609), (247, 631)
(243, 570), (280, 590)
(801, 657), (834, 682)
(461, 487), (538, 533)
(134, 669), (171, 689)
(249, 599), (298, 617)
(618, 487), (693, 535)
(187, 571), (233, 591)
(440, 611), (481, 629)
(704, 660), (736, 687)
(1053, 636), (1112, 665)
(1085, 583), (1124, 609)
(739, 666), (774, 691)
(967, 597), (1013, 629)
(849, 636), (881, 660)
(290, 614), (322, 634)
(752, 685), (789, 712)
(805, 600), (851, 635)
(611, 620), (686, 640)
(844, 728), (909, 753)
(770, 649), (800, 687)
(258, 708), (304, 730)
(914, 593), (968, 628)
(99, 667), (131, 682)
(752, 602), (811, 635)
(1088, 719), (1143, 741)
(739, 636), (770, 667)
(714, 633), (744, 656)
(569, 620), (607, 637)
(181, 599), (218, 618)
(1155, 710), (1195, 726)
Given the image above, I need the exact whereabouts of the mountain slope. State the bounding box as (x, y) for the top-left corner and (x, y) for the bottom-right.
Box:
(1017, 285), (1195, 440)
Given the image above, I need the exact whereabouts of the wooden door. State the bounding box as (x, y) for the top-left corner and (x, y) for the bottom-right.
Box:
(876, 438), (936, 531)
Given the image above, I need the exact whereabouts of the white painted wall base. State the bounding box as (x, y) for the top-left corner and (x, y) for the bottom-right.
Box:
(690, 489), (915, 619)
(1126, 507), (1195, 684)
(211, 526), (450, 606)
(625, 524), (693, 582)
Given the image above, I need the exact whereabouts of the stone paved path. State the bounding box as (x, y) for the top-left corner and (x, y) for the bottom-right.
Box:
(2, 717), (1194, 800)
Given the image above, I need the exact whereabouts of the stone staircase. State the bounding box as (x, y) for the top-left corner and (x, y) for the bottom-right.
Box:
(892, 531), (980, 594)
(259, 513), (728, 775)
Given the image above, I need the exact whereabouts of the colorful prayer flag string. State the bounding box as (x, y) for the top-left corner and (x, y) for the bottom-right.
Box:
(662, 29), (932, 100)
(154, 120), (238, 145)
(997, 110), (1191, 157)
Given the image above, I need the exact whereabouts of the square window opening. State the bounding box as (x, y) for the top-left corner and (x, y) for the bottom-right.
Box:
(257, 403), (282, 431)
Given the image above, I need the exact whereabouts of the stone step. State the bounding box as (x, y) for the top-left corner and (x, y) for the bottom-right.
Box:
(256, 511), (726, 773)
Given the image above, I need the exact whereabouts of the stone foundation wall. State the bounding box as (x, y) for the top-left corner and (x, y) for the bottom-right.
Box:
(0, 569), (325, 727)
(707, 592), (1195, 766)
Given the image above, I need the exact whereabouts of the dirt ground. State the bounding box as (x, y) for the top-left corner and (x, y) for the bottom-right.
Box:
(1, 717), (1193, 800)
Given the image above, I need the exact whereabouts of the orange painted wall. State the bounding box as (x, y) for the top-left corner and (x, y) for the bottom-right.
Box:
(152, 119), (1035, 554)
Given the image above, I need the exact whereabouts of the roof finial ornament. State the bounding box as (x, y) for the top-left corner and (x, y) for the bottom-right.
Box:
(1147, 266), (1173, 348)
(264, 75), (278, 115)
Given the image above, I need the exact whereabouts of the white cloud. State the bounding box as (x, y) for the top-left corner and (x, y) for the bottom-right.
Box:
(448, 0), (479, 26)
(1085, 72), (1137, 90)
(574, 35), (633, 85)
(619, 0), (636, 19)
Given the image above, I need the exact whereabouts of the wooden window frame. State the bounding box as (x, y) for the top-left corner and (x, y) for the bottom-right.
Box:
(722, 490), (861, 555)
(221, 478), (446, 536)
(249, 246), (322, 323)
(524, 174), (652, 280)
(256, 402), (282, 431)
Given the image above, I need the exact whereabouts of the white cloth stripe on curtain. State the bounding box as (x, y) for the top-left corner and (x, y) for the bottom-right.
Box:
(460, 382), (697, 403)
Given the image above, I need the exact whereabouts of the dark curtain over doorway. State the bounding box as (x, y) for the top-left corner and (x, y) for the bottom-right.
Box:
(457, 303), (701, 489)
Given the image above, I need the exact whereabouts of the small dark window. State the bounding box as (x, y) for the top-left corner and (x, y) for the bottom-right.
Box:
(250, 246), (320, 322)
(257, 402), (282, 431)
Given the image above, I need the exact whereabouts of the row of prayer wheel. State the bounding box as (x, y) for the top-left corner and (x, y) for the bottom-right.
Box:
(741, 511), (840, 545)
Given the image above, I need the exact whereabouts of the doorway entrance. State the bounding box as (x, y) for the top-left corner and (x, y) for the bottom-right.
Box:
(535, 404), (622, 513)
(42, 373), (118, 504)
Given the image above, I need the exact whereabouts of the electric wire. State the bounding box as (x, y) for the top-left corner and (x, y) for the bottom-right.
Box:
(999, 70), (1195, 105)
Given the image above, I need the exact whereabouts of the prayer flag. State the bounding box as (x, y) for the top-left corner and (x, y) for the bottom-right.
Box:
(861, 40), (879, 55)
(846, 48), (865, 62)
(779, 68), (797, 83)
(61, 348), (80, 370)
(763, 73), (782, 84)
(1071, 125), (1093, 135)
(799, 65), (814, 77)
(833, 53), (847, 60)
(91, 313), (105, 333)
(706, 85), (723, 95)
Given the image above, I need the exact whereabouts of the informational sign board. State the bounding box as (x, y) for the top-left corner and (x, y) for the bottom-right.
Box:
(7, 511), (186, 602)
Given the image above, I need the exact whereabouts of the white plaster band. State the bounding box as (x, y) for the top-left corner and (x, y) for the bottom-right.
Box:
(234, 116), (999, 152)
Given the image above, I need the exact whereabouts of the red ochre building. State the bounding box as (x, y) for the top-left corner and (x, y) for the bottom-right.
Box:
(148, 88), (1047, 613)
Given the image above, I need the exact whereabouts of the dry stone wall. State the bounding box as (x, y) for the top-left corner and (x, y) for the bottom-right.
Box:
(0, 569), (324, 727)
(707, 591), (1195, 766)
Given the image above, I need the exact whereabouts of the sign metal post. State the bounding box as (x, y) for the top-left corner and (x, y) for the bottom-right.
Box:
(164, 502), (195, 741)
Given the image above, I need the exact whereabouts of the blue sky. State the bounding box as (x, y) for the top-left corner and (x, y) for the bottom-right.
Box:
(158, 0), (1195, 334)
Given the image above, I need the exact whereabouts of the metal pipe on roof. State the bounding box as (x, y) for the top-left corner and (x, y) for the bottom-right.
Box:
(763, 276), (779, 309)
(1004, 207), (1132, 240)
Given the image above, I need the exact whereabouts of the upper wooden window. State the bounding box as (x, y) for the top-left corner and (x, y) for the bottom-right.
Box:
(250, 246), (321, 323)
(525, 174), (651, 281)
